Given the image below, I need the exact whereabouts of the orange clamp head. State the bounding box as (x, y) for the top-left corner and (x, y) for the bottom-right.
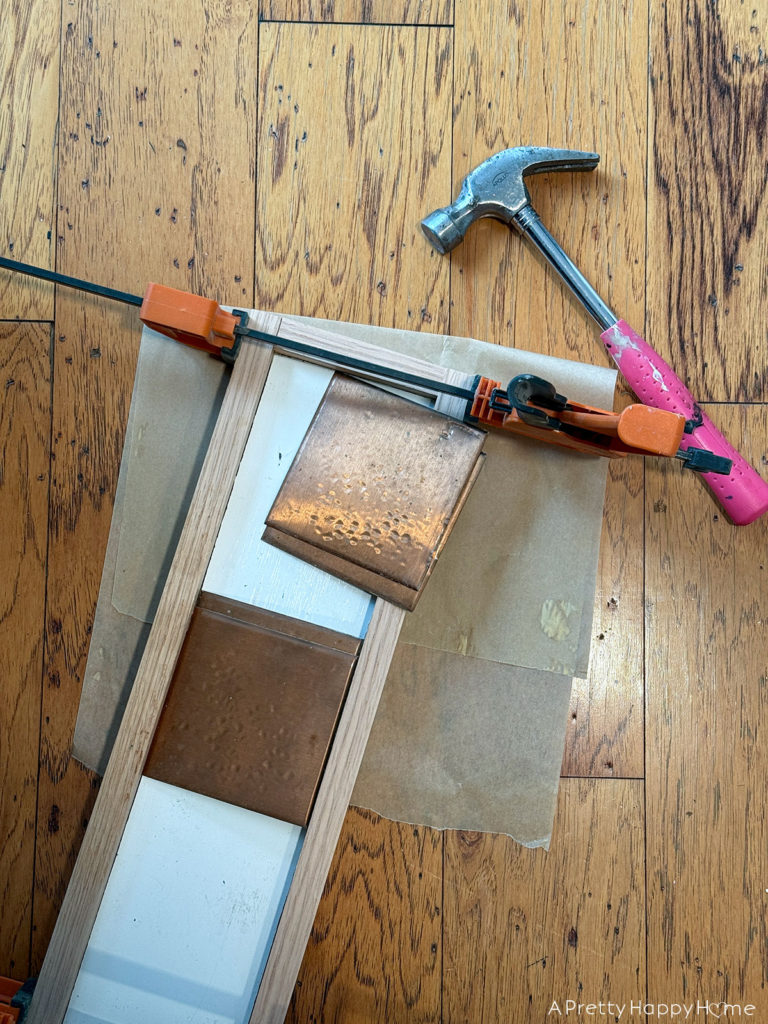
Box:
(139, 284), (239, 358)
(615, 404), (686, 457)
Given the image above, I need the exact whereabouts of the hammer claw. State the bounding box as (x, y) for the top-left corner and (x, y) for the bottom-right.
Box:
(421, 145), (599, 252)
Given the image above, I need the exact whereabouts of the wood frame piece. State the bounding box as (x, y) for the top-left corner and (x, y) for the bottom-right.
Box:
(28, 313), (472, 1024)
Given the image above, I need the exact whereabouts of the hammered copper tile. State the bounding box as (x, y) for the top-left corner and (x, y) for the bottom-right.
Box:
(264, 374), (486, 608)
(144, 592), (360, 826)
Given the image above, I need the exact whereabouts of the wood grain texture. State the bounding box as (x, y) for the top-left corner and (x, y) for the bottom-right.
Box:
(645, 405), (768, 1013)
(55, 0), (258, 302)
(562, 440), (645, 778)
(3, 1), (768, 1018)
(450, 2), (647, 781)
(648, 0), (768, 402)
(276, 316), (469, 382)
(443, 778), (645, 1022)
(288, 807), (442, 1024)
(249, 16), (457, 1000)
(0, 0), (59, 319)
(32, 295), (135, 970)
(27, 321), (277, 1024)
(644, 4), (768, 1008)
(251, 599), (406, 1024)
(32, 0), (260, 971)
(0, 325), (50, 978)
(255, 22), (452, 329)
(260, 1), (453, 25)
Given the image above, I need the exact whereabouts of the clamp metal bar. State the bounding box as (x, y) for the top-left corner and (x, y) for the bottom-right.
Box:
(0, 256), (144, 307)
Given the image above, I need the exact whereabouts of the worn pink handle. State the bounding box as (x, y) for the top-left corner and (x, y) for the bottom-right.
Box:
(601, 320), (768, 525)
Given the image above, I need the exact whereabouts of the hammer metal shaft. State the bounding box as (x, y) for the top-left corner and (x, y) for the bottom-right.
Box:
(512, 206), (616, 331)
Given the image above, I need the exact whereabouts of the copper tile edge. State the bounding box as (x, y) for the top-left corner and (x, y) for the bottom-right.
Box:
(415, 450), (486, 591)
(262, 526), (422, 610)
(197, 590), (361, 655)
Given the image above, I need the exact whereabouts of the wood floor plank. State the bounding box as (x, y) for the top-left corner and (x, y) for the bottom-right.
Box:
(32, 0), (259, 970)
(0, 0), (60, 319)
(646, 5), (768, 1006)
(443, 778), (645, 1022)
(648, 1), (768, 403)
(255, 22), (452, 330)
(450, 3), (647, 777)
(259, 1), (453, 24)
(31, 295), (137, 971)
(252, 22), (454, 1016)
(645, 404), (768, 1013)
(288, 808), (442, 1024)
(0, 324), (51, 978)
(54, 0), (257, 302)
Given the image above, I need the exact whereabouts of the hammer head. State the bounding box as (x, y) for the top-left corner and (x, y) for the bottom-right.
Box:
(421, 146), (599, 253)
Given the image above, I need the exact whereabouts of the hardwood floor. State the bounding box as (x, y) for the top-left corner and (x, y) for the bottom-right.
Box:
(1, 0), (766, 1018)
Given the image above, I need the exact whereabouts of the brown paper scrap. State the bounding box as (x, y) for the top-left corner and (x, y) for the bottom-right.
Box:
(352, 644), (573, 847)
(112, 328), (229, 622)
(71, 329), (228, 772)
(399, 428), (598, 673)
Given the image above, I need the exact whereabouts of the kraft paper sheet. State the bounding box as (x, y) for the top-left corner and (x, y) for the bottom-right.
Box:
(73, 315), (616, 846)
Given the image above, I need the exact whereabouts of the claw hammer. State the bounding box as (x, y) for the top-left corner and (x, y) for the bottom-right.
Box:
(421, 146), (768, 524)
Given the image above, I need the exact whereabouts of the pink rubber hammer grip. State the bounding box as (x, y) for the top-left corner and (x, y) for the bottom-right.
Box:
(601, 320), (768, 525)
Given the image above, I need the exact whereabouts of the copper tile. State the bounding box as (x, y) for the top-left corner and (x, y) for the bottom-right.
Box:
(264, 375), (486, 608)
(144, 592), (360, 826)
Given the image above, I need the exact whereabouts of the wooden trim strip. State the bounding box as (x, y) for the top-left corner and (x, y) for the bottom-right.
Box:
(262, 525), (425, 609)
(26, 315), (279, 1024)
(250, 599), (406, 1024)
(273, 315), (473, 397)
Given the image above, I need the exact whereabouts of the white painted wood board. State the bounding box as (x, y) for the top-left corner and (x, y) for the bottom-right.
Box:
(64, 778), (303, 1024)
(204, 354), (375, 637)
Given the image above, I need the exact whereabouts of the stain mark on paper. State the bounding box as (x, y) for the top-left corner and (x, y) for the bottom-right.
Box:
(540, 599), (577, 641)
